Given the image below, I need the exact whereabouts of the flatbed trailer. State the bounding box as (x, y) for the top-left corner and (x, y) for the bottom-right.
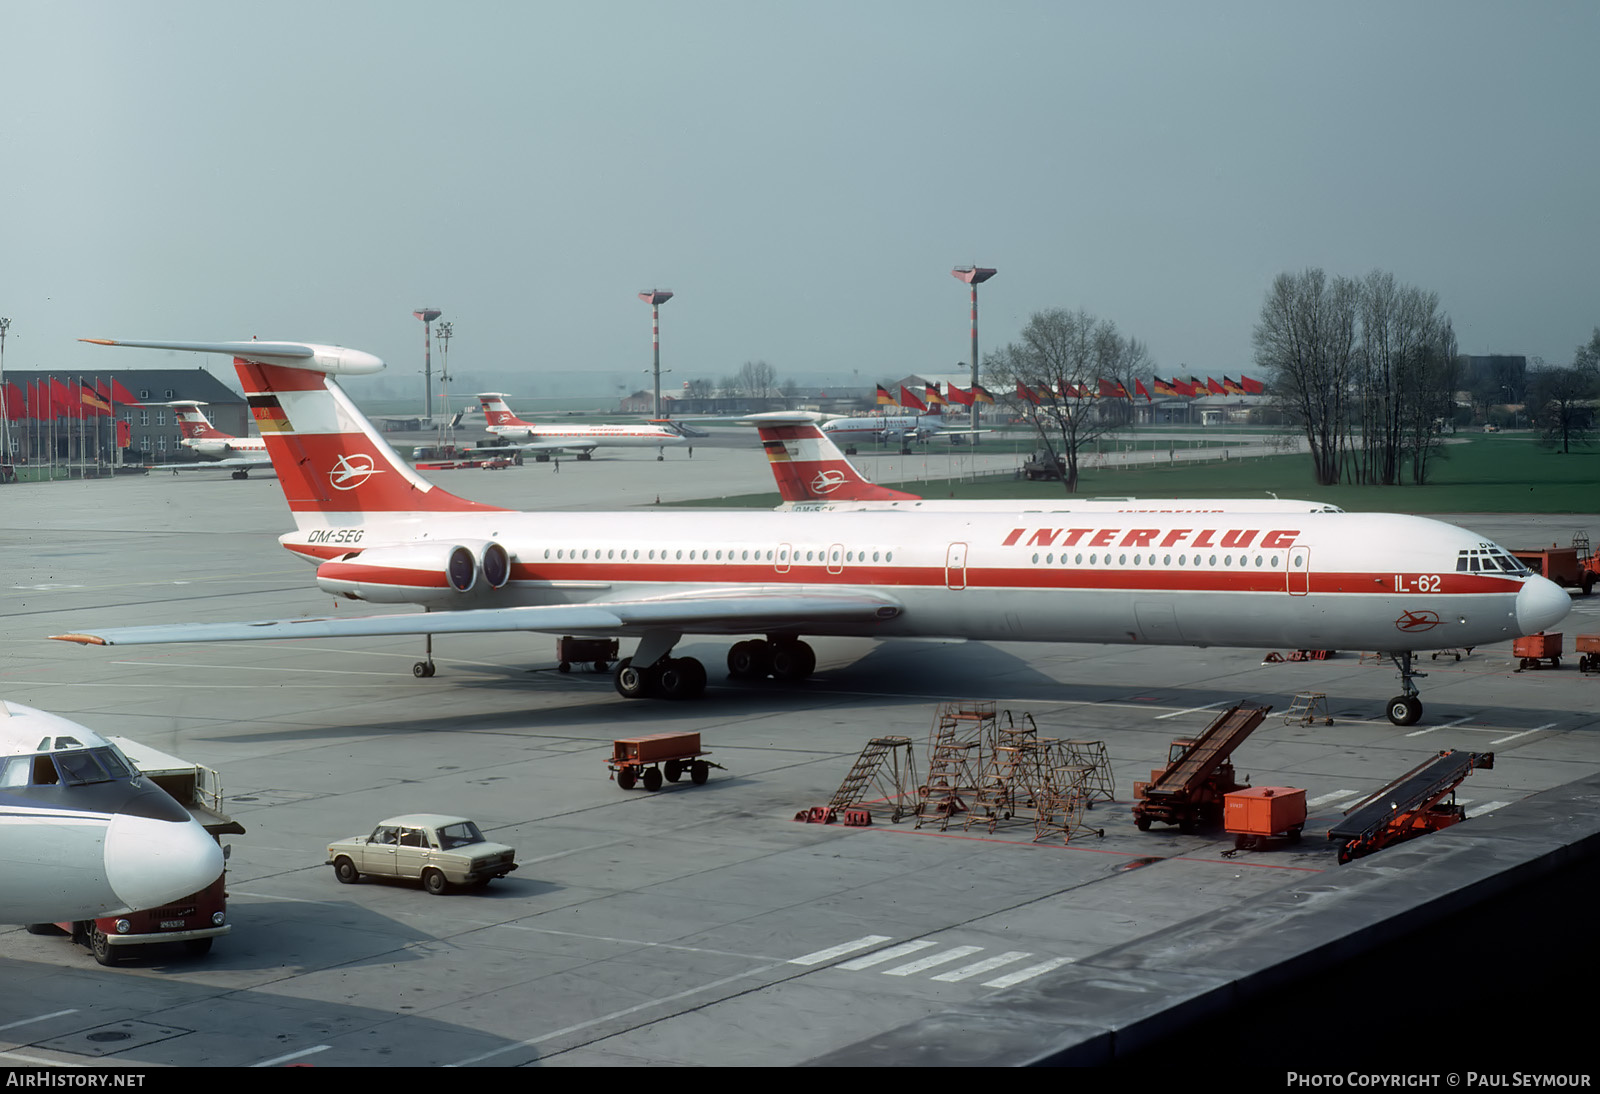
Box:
(1133, 703), (1271, 833)
(609, 731), (722, 791)
(1328, 750), (1493, 864)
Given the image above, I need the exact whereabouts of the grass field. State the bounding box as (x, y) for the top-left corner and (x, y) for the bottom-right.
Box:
(678, 432), (1600, 513)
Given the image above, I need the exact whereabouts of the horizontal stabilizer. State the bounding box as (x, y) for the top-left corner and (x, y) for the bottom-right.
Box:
(82, 338), (383, 376)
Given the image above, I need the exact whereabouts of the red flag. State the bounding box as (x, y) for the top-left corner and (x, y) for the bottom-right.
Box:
(1239, 374), (1265, 395)
(899, 386), (927, 412)
(1134, 379), (1152, 402)
(945, 385), (973, 407)
(116, 420), (131, 448)
(1015, 381), (1040, 405)
(1206, 377), (1225, 395)
(1, 382), (22, 420)
(51, 378), (77, 415)
(1098, 378), (1129, 399)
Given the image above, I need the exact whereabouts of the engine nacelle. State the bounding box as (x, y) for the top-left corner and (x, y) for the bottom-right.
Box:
(315, 540), (511, 605)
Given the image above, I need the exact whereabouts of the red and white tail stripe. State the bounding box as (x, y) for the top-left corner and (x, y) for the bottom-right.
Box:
(757, 422), (919, 503)
(170, 402), (229, 441)
(477, 393), (530, 428)
(236, 359), (506, 526)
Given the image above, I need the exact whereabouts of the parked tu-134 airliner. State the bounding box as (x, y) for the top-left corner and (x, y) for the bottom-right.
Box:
(0, 700), (225, 925)
(56, 338), (1570, 727)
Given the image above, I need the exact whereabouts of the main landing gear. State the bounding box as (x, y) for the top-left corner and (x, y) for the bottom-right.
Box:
(611, 636), (819, 700)
(727, 637), (816, 682)
(1385, 651), (1426, 726)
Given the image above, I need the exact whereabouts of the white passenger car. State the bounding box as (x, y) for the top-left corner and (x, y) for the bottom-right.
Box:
(326, 814), (517, 894)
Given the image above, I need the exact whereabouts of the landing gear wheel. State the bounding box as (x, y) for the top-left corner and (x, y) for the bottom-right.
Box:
(413, 661), (436, 678)
(231, 470), (247, 480)
(1386, 695), (1422, 726)
(642, 767), (663, 792)
(614, 658), (653, 699)
(423, 869), (448, 895)
(90, 927), (120, 966)
(727, 640), (771, 680)
(334, 857), (360, 884)
(770, 640), (816, 681)
(657, 657), (706, 699)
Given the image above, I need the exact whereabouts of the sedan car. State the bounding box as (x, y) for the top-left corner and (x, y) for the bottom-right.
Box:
(326, 814), (517, 894)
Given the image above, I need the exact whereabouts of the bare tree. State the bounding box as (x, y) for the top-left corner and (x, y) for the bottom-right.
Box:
(1530, 334), (1600, 453)
(1253, 269), (1361, 486)
(985, 308), (1147, 492)
(736, 360), (778, 402)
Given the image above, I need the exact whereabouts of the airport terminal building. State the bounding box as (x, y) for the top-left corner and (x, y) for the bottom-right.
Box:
(2, 368), (245, 464)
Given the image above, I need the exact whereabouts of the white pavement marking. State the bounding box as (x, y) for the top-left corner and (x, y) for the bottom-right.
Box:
(1307, 789), (1360, 807)
(882, 945), (985, 976)
(448, 962), (786, 1066)
(0, 1010), (77, 1033)
(932, 951), (1034, 983)
(789, 935), (895, 966)
(838, 940), (938, 970)
(1467, 801), (1511, 817)
(1493, 725), (1554, 745)
(253, 1045), (331, 1067)
(1157, 700), (1228, 721)
(982, 955), (1074, 989)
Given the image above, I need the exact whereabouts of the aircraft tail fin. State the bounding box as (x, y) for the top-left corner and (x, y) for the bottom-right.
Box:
(476, 393), (528, 428)
(757, 420), (920, 502)
(84, 340), (507, 526)
(166, 401), (230, 441)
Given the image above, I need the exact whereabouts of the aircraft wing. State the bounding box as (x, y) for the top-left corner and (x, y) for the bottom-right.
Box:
(498, 440), (600, 454)
(146, 456), (274, 471)
(50, 587), (904, 646)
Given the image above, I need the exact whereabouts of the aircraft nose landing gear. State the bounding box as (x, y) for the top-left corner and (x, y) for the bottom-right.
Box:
(1385, 651), (1426, 726)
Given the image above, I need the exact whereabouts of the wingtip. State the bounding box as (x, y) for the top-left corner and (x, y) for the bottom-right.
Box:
(48, 633), (109, 646)
(80, 338), (117, 346)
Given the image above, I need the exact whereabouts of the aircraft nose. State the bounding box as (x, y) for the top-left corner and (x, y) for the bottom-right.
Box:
(1516, 575), (1571, 635)
(103, 811), (224, 913)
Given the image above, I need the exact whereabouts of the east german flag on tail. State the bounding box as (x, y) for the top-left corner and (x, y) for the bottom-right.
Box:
(248, 394), (294, 433)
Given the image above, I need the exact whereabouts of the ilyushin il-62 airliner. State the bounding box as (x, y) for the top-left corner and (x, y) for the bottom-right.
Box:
(0, 700), (224, 925)
(56, 338), (1570, 727)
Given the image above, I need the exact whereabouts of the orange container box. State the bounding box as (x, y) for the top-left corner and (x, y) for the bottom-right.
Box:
(1511, 632), (1562, 659)
(1224, 787), (1307, 837)
(613, 732), (701, 766)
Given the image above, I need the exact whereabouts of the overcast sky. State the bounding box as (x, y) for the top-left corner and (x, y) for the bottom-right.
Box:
(4, 1), (1595, 398)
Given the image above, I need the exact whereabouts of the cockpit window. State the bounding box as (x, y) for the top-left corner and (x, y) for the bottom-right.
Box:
(49, 747), (134, 786)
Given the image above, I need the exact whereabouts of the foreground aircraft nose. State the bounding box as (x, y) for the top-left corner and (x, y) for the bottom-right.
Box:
(1516, 575), (1571, 636)
(103, 810), (225, 913)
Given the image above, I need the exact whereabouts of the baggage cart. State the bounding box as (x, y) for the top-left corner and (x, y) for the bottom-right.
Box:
(557, 635), (619, 673)
(1224, 786), (1306, 851)
(609, 731), (722, 791)
(1512, 632), (1562, 671)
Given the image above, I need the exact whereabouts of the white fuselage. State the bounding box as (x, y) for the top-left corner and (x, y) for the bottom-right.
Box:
(485, 421), (686, 449)
(821, 414), (942, 440)
(283, 508), (1567, 654)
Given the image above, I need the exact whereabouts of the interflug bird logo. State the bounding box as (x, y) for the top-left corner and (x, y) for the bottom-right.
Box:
(809, 469), (848, 495)
(329, 453), (384, 492)
(1395, 609), (1443, 633)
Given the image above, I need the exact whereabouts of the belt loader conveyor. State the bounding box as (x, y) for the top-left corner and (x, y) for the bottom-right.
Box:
(1328, 750), (1494, 864)
(1133, 703), (1271, 833)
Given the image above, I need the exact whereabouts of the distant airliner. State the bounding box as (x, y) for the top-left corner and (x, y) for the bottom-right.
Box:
(153, 400), (272, 478)
(477, 393), (689, 461)
(57, 337), (1570, 727)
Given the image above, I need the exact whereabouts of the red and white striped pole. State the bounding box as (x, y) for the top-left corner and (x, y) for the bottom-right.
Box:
(638, 290), (674, 418)
(951, 267), (996, 434)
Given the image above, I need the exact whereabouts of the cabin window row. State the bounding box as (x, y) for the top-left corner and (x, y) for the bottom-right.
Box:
(1028, 551), (1293, 570)
(540, 547), (895, 564)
